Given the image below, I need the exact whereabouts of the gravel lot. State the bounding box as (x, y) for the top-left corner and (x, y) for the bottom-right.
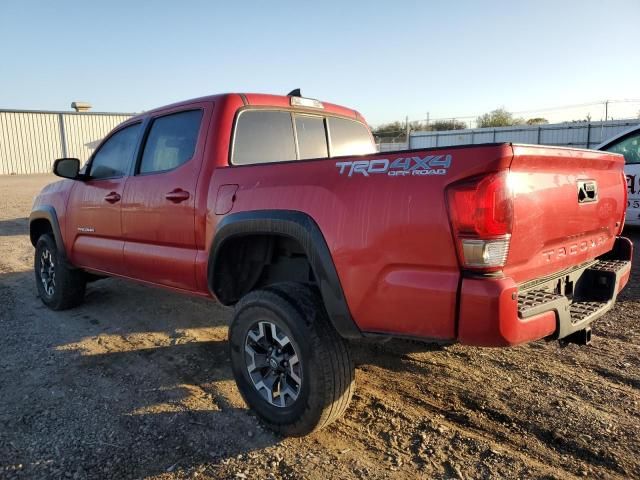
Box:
(1, 174), (639, 480)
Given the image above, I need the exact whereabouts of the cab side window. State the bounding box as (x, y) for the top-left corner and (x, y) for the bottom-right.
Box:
(605, 133), (640, 164)
(139, 110), (203, 174)
(328, 117), (376, 157)
(232, 111), (296, 165)
(90, 123), (141, 179)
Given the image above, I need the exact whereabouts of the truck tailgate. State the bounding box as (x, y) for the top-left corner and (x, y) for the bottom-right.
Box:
(504, 144), (626, 285)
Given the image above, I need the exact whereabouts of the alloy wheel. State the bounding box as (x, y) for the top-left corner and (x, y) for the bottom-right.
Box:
(39, 248), (56, 297)
(244, 320), (302, 408)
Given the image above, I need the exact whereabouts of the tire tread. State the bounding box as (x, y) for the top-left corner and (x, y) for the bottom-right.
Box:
(35, 234), (85, 310)
(231, 282), (355, 436)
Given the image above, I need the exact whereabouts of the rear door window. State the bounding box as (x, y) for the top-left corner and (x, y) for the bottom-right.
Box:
(295, 115), (328, 160)
(232, 110), (296, 165)
(139, 110), (203, 174)
(328, 117), (376, 157)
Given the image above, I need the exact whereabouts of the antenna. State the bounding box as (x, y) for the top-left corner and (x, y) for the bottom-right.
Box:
(287, 88), (302, 97)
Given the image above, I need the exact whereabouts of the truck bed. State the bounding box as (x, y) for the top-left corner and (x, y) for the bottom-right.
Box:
(211, 142), (628, 344)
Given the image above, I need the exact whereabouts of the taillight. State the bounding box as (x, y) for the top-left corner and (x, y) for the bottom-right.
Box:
(447, 171), (513, 271)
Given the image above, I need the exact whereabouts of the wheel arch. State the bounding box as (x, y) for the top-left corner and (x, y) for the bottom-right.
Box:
(29, 206), (67, 260)
(208, 210), (362, 339)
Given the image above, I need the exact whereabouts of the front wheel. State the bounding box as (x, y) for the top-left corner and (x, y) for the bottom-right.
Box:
(34, 234), (86, 310)
(229, 282), (355, 436)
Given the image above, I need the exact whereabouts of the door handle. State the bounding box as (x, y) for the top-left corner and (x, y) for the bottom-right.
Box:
(104, 192), (121, 203)
(165, 188), (190, 203)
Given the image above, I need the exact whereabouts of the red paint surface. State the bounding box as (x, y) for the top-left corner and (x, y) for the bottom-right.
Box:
(505, 145), (625, 283)
(66, 178), (128, 275)
(457, 277), (556, 347)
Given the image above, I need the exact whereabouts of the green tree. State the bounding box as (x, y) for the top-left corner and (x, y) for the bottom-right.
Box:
(525, 117), (548, 125)
(430, 119), (467, 131)
(372, 118), (469, 139)
(476, 108), (525, 128)
(409, 121), (428, 131)
(371, 121), (405, 137)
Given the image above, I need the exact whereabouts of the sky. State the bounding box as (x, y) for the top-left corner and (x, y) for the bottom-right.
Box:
(1, 0), (639, 126)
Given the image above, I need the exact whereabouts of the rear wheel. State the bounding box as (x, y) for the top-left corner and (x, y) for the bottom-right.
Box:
(229, 282), (355, 436)
(34, 234), (86, 310)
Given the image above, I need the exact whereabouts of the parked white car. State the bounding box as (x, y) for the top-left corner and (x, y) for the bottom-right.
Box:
(597, 125), (640, 226)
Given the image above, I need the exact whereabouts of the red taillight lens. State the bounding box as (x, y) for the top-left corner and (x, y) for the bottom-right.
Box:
(447, 171), (513, 270)
(447, 171), (513, 237)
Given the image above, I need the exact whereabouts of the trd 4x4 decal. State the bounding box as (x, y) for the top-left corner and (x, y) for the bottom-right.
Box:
(335, 154), (452, 177)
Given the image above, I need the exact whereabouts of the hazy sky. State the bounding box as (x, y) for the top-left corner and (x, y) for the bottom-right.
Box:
(1, 0), (638, 125)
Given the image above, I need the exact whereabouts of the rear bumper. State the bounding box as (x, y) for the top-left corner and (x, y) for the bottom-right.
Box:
(457, 237), (632, 347)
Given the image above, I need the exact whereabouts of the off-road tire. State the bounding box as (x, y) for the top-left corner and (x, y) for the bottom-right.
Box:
(34, 233), (86, 310)
(229, 282), (355, 436)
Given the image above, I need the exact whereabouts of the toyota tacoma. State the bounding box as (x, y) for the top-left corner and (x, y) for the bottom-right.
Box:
(30, 91), (632, 436)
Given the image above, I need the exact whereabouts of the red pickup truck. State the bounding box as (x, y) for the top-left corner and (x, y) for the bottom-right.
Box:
(30, 91), (632, 436)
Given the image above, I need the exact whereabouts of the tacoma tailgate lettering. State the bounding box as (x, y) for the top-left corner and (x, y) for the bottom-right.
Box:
(542, 235), (607, 262)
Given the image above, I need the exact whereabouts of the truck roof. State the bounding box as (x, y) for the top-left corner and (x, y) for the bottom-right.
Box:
(128, 92), (364, 123)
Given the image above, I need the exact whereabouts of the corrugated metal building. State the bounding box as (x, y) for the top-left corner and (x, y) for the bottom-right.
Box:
(409, 119), (640, 150)
(0, 109), (133, 175)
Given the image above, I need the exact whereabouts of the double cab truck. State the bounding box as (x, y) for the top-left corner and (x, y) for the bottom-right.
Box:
(30, 91), (632, 436)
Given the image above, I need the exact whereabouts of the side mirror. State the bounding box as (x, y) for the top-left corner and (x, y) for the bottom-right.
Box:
(53, 158), (81, 179)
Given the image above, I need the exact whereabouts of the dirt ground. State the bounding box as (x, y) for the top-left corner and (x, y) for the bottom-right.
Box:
(0, 174), (639, 480)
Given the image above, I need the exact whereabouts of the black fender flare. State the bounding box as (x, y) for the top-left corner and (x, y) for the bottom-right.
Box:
(209, 210), (362, 339)
(29, 206), (68, 261)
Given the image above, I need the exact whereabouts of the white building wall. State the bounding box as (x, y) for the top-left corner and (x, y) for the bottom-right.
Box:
(0, 110), (133, 175)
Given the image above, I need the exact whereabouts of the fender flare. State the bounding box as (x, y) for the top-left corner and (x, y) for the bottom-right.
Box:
(209, 210), (362, 339)
(29, 206), (68, 261)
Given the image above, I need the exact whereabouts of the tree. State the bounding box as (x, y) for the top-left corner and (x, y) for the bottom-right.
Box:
(371, 121), (405, 137)
(409, 121), (427, 131)
(430, 119), (467, 131)
(525, 117), (548, 125)
(476, 108), (525, 128)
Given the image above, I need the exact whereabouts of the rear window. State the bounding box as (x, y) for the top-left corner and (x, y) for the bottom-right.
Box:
(232, 110), (296, 165)
(231, 109), (374, 165)
(295, 115), (328, 160)
(328, 117), (376, 157)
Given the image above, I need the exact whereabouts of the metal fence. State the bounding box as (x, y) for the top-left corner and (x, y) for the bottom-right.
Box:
(408, 119), (640, 150)
(0, 109), (134, 175)
(378, 142), (408, 152)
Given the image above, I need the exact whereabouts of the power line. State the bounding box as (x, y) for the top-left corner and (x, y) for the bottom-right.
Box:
(510, 101), (605, 114)
(372, 98), (640, 135)
(393, 98), (640, 126)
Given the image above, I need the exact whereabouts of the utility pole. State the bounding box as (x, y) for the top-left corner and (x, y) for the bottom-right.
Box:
(405, 115), (410, 146)
(426, 112), (430, 128)
(604, 100), (609, 121)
